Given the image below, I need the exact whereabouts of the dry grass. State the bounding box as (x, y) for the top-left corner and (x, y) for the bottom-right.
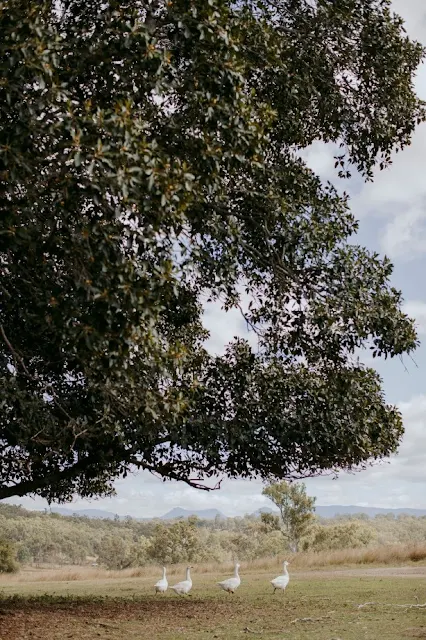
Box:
(291, 542), (426, 569)
(2, 543), (426, 586)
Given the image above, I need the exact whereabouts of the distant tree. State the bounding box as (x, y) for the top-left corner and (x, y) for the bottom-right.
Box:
(227, 532), (258, 561)
(16, 544), (32, 564)
(335, 513), (370, 522)
(260, 512), (281, 533)
(0, 539), (19, 573)
(0, 0), (423, 503)
(302, 521), (375, 552)
(96, 535), (132, 570)
(263, 481), (316, 551)
(132, 536), (152, 567)
(147, 518), (200, 565)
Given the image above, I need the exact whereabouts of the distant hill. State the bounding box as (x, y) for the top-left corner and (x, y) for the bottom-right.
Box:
(314, 505), (426, 518)
(50, 507), (121, 519)
(252, 507), (278, 517)
(48, 506), (227, 520)
(252, 505), (426, 518)
(160, 507), (225, 520)
(36, 504), (426, 521)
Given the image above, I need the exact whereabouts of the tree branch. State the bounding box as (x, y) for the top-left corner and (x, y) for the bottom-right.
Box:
(0, 323), (32, 378)
(0, 453), (223, 501)
(129, 457), (223, 491)
(0, 456), (99, 501)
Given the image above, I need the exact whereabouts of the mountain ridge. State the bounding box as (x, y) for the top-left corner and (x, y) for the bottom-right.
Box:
(159, 507), (225, 520)
(42, 504), (426, 520)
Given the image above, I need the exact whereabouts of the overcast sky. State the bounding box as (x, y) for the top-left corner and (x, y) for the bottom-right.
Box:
(8, 0), (426, 518)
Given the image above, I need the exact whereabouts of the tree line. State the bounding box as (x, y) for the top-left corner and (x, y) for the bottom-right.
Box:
(2, 482), (426, 573)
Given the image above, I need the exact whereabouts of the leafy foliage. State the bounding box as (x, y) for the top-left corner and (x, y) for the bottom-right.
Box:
(260, 512), (281, 533)
(263, 481), (316, 551)
(302, 520), (376, 552)
(0, 0), (424, 501)
(0, 539), (18, 573)
(95, 533), (151, 569)
(147, 516), (201, 564)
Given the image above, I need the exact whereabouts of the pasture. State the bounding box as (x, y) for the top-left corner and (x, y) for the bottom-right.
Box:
(1, 565), (425, 639)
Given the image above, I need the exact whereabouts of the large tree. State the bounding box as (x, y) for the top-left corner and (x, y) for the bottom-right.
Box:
(262, 481), (316, 552)
(0, 0), (423, 503)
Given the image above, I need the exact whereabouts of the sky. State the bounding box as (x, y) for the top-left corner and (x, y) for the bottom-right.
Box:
(7, 0), (426, 518)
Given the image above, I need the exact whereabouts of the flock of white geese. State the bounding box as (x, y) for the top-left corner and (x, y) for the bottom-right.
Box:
(154, 561), (290, 596)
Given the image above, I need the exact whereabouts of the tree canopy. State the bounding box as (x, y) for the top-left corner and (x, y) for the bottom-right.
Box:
(0, 0), (424, 502)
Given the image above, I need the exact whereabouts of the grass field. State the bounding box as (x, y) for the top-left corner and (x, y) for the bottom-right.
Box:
(1, 565), (426, 640)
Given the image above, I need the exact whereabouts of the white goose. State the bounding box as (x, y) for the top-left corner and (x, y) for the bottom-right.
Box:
(217, 562), (241, 594)
(270, 560), (290, 594)
(154, 566), (168, 594)
(171, 566), (193, 596)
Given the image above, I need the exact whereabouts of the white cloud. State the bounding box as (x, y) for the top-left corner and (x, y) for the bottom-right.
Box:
(380, 207), (426, 259)
(203, 291), (258, 356)
(203, 303), (247, 355)
(352, 128), (426, 220)
(303, 123), (426, 263)
(391, 0), (426, 45)
(301, 140), (341, 183)
(403, 300), (426, 334)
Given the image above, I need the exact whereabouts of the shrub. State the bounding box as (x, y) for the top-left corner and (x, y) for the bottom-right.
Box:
(302, 521), (376, 552)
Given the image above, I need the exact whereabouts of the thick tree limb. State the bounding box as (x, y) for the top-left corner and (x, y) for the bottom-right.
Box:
(0, 457), (100, 501)
(0, 453), (223, 501)
(129, 458), (223, 491)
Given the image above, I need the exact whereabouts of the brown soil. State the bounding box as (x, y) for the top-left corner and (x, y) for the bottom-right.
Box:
(0, 599), (235, 640)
